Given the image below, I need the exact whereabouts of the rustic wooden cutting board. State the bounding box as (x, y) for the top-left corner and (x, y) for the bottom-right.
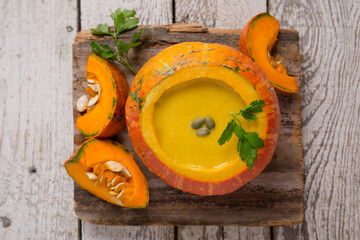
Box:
(72, 23), (303, 226)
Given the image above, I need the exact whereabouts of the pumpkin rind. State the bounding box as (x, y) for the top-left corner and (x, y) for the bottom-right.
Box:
(125, 42), (280, 196)
(76, 55), (129, 138)
(64, 139), (149, 208)
(239, 13), (298, 94)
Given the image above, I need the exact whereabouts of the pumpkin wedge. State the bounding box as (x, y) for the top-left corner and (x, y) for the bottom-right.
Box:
(239, 13), (298, 93)
(126, 42), (280, 196)
(64, 139), (149, 208)
(76, 54), (129, 138)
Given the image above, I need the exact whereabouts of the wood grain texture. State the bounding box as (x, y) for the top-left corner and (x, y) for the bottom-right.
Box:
(79, 2), (173, 239)
(73, 25), (303, 226)
(175, 0), (266, 28)
(177, 226), (271, 240)
(175, 1), (267, 239)
(270, 0), (360, 239)
(0, 0), (78, 239)
(82, 225), (174, 240)
(223, 226), (271, 240)
(80, 0), (172, 30)
(178, 226), (222, 240)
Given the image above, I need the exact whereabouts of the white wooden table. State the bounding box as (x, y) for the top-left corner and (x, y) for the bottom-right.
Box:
(1, 0), (359, 239)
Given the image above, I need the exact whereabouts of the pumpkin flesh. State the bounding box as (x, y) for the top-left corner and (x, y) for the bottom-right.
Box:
(64, 139), (149, 208)
(239, 13), (298, 93)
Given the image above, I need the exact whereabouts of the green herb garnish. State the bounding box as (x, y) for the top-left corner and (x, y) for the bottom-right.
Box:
(218, 100), (265, 169)
(90, 8), (146, 74)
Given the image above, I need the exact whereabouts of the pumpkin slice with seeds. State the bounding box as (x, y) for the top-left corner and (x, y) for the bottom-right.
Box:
(76, 54), (129, 138)
(64, 138), (149, 208)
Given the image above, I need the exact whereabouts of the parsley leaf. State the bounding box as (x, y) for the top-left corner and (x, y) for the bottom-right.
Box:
(237, 138), (242, 152)
(218, 119), (235, 145)
(239, 100), (265, 121)
(233, 124), (245, 139)
(243, 142), (258, 169)
(90, 42), (117, 60)
(218, 99), (265, 169)
(131, 27), (146, 44)
(98, 24), (110, 34)
(244, 132), (264, 149)
(90, 8), (146, 74)
(91, 23), (112, 35)
(90, 41), (102, 54)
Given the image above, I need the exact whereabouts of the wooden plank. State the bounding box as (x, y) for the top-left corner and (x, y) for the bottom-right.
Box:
(176, 226), (273, 240)
(80, 0), (172, 30)
(82, 225), (174, 240)
(0, 0), (78, 239)
(175, 0), (266, 28)
(175, 1), (269, 238)
(270, 0), (360, 239)
(223, 226), (271, 240)
(177, 226), (272, 240)
(72, 24), (303, 226)
(79, 1), (173, 239)
(178, 226), (222, 240)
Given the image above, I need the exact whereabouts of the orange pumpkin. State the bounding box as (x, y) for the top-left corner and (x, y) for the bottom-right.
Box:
(76, 54), (129, 138)
(64, 138), (149, 208)
(126, 42), (280, 196)
(239, 13), (298, 93)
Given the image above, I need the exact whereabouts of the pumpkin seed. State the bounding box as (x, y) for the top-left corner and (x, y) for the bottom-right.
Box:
(85, 172), (97, 180)
(87, 94), (99, 108)
(111, 176), (119, 186)
(117, 190), (125, 199)
(105, 161), (124, 172)
(122, 168), (132, 178)
(115, 182), (126, 192)
(76, 95), (88, 112)
(191, 117), (205, 129)
(114, 198), (123, 206)
(205, 117), (215, 130)
(99, 174), (106, 183)
(88, 83), (101, 93)
(111, 175), (126, 186)
(196, 127), (210, 137)
(109, 191), (118, 196)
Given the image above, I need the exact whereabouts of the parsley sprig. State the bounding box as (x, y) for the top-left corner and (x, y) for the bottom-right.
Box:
(218, 100), (265, 169)
(90, 8), (146, 74)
